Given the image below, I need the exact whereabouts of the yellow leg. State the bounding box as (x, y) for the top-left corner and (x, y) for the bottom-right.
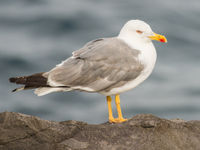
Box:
(106, 95), (128, 123)
(106, 96), (115, 123)
(114, 94), (127, 123)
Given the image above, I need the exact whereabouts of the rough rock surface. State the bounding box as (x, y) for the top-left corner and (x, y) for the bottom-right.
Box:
(0, 112), (200, 150)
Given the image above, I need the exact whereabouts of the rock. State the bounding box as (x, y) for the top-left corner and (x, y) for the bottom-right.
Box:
(0, 112), (200, 150)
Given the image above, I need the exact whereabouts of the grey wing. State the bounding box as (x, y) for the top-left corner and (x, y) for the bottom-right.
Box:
(47, 38), (144, 92)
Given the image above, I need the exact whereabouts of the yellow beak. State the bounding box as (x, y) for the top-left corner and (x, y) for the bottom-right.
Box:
(149, 33), (167, 43)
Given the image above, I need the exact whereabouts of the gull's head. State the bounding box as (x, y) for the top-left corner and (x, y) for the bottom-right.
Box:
(118, 20), (167, 44)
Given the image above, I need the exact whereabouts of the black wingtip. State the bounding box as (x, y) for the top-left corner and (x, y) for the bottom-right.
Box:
(12, 88), (17, 92)
(9, 77), (17, 83)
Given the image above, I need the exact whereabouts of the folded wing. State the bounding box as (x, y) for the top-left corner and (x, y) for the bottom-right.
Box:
(47, 38), (144, 93)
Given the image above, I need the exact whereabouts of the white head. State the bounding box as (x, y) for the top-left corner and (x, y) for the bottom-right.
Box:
(118, 20), (167, 46)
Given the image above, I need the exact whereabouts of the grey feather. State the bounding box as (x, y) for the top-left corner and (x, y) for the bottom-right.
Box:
(47, 38), (144, 93)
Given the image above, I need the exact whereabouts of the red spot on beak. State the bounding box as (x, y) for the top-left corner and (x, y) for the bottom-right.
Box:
(159, 38), (165, 43)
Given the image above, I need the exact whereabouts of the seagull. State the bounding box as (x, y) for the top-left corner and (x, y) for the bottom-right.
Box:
(9, 20), (167, 123)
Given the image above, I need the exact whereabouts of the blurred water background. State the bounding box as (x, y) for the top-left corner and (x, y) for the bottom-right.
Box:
(1, 0), (200, 123)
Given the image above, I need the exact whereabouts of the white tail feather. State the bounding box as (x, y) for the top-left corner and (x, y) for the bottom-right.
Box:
(12, 86), (25, 92)
(34, 87), (72, 96)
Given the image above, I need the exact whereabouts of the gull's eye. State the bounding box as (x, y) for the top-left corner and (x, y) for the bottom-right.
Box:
(136, 30), (143, 34)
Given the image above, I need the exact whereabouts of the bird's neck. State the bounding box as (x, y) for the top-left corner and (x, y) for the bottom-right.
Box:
(117, 35), (154, 52)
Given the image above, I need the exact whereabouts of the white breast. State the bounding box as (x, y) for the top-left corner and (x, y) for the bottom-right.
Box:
(101, 39), (157, 96)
